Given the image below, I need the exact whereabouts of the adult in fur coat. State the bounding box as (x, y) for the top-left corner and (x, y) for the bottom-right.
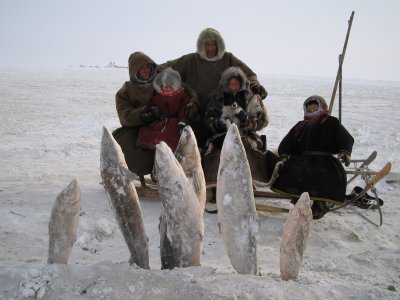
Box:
(112, 52), (158, 177)
(163, 28), (267, 149)
(113, 52), (198, 178)
(271, 95), (354, 219)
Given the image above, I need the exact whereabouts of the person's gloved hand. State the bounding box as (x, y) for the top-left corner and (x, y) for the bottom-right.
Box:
(184, 101), (200, 122)
(140, 106), (162, 124)
(213, 118), (227, 132)
(274, 154), (288, 172)
(339, 152), (351, 166)
(178, 121), (186, 135)
(235, 110), (247, 123)
(250, 83), (268, 99)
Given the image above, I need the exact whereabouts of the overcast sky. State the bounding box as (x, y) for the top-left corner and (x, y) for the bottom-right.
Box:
(1, 0), (399, 82)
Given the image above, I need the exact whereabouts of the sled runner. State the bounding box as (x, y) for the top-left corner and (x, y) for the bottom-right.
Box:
(346, 150), (377, 184)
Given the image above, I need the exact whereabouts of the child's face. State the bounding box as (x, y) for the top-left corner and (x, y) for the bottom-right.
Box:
(228, 78), (241, 93)
(162, 85), (174, 93)
(306, 103), (320, 113)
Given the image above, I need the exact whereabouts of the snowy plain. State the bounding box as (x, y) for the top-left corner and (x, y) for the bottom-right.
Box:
(0, 67), (399, 299)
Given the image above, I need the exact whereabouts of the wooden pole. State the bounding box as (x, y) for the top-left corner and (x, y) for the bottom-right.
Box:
(339, 54), (342, 123)
(328, 11), (355, 115)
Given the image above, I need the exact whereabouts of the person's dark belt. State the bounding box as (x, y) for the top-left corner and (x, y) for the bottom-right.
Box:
(303, 151), (333, 156)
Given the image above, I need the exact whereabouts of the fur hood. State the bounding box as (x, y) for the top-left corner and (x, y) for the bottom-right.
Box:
(303, 95), (328, 111)
(152, 67), (182, 93)
(128, 52), (157, 84)
(196, 28), (226, 61)
(303, 95), (329, 121)
(218, 66), (250, 94)
(303, 95), (328, 117)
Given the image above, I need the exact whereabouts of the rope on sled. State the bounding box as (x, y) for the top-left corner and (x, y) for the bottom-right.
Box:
(253, 160), (285, 188)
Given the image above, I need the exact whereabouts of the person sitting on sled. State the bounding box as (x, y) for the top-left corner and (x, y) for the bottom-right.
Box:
(113, 52), (199, 184)
(202, 66), (276, 213)
(136, 67), (195, 152)
(112, 52), (160, 179)
(270, 95), (354, 219)
(204, 66), (268, 151)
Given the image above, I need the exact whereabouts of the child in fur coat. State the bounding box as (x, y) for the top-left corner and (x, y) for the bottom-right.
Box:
(204, 66), (269, 152)
(136, 68), (192, 151)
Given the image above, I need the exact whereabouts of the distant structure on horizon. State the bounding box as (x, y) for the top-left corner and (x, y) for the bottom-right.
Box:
(79, 65), (100, 68)
(104, 61), (126, 69)
(78, 62), (127, 69)
(105, 61), (116, 68)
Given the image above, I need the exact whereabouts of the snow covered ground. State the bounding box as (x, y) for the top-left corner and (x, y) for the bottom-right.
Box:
(0, 67), (399, 299)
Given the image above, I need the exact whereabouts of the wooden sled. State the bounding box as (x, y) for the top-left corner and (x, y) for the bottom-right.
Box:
(252, 151), (391, 226)
(133, 151), (391, 222)
(244, 151), (391, 223)
(335, 154), (391, 226)
(346, 150), (377, 184)
(134, 176), (290, 213)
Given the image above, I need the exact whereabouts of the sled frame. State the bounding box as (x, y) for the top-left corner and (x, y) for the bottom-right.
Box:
(331, 158), (391, 226)
(346, 150), (377, 184)
(133, 153), (391, 222)
(134, 177), (290, 213)
(252, 154), (391, 225)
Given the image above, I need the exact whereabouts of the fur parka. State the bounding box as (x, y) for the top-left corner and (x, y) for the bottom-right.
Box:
(112, 52), (158, 176)
(136, 68), (191, 151)
(163, 28), (261, 111)
(201, 67), (274, 186)
(271, 115), (354, 202)
(162, 28), (263, 148)
(204, 66), (269, 136)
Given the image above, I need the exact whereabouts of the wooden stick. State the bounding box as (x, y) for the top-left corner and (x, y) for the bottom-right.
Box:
(329, 11), (355, 114)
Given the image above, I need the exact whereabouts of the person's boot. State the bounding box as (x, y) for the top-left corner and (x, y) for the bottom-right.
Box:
(311, 201), (329, 220)
(205, 187), (217, 213)
(139, 175), (147, 188)
(346, 186), (384, 208)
